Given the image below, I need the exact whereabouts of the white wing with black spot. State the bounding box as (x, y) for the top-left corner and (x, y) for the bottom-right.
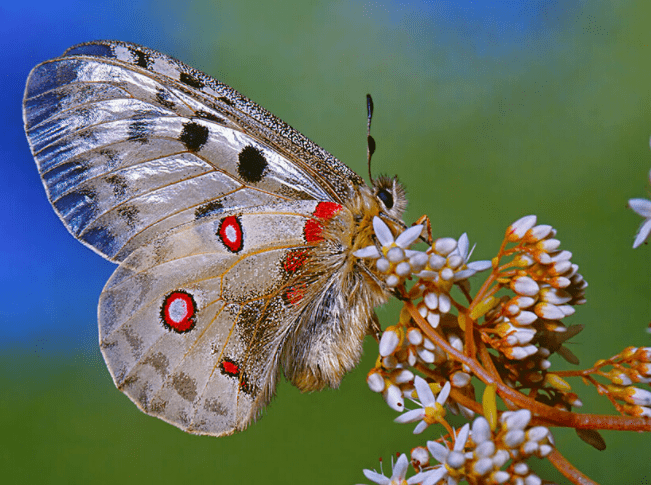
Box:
(23, 40), (363, 262)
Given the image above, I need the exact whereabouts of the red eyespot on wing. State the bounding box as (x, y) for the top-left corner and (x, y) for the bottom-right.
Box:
(161, 291), (197, 333)
(218, 215), (244, 252)
(304, 202), (343, 243)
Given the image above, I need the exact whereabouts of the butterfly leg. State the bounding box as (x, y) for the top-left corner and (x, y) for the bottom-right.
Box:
(413, 214), (433, 244)
(368, 312), (382, 341)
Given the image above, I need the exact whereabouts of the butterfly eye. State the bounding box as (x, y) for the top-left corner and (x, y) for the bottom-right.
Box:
(377, 188), (394, 210)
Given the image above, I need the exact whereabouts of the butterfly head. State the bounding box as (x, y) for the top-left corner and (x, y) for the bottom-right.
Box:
(372, 174), (407, 221)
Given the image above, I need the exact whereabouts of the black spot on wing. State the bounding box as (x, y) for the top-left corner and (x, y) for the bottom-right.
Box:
(180, 72), (204, 89)
(218, 96), (234, 106)
(180, 121), (209, 152)
(237, 145), (268, 183)
(194, 200), (224, 219)
(155, 89), (176, 110)
(105, 174), (129, 199)
(117, 205), (139, 228)
(127, 119), (151, 143)
(99, 149), (120, 170)
(130, 48), (151, 68)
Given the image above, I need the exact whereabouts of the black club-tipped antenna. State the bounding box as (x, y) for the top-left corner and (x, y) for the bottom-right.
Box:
(366, 93), (376, 182)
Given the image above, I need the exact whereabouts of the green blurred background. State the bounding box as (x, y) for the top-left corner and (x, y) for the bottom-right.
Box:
(2, 1), (651, 484)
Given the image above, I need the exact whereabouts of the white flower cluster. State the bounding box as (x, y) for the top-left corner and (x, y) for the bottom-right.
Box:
(354, 217), (491, 293)
(363, 411), (554, 485)
(488, 215), (587, 362)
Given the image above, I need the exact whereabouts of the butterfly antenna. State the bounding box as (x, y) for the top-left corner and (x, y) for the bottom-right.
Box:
(366, 93), (376, 183)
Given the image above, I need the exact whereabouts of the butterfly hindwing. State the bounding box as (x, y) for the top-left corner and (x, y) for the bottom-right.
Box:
(99, 201), (328, 435)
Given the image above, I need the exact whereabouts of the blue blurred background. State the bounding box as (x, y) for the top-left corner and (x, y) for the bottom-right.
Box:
(2, 1), (651, 483)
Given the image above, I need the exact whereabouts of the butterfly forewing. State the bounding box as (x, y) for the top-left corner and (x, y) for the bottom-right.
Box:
(23, 46), (341, 262)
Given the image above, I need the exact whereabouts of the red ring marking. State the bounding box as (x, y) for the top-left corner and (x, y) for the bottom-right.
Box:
(218, 215), (243, 252)
(162, 291), (196, 333)
(304, 202), (343, 243)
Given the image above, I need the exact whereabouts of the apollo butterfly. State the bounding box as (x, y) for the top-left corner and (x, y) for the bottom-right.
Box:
(23, 41), (410, 436)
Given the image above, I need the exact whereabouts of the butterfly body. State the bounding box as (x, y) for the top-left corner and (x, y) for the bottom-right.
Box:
(23, 41), (407, 435)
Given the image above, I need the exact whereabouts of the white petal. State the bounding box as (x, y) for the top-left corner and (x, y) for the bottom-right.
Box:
(354, 245), (381, 258)
(440, 267), (455, 281)
(511, 276), (539, 296)
(473, 457), (494, 476)
(409, 467), (446, 485)
(437, 381), (452, 405)
(438, 293), (451, 313)
(387, 246), (406, 263)
(534, 302), (565, 320)
(634, 217), (651, 248)
(451, 371), (471, 388)
(446, 450), (466, 469)
(471, 417), (492, 444)
(407, 327), (423, 345)
(453, 423), (470, 451)
(505, 409), (532, 430)
(426, 312), (441, 329)
(363, 469), (390, 484)
(629, 198), (651, 217)
(453, 269), (475, 281)
(467, 260), (492, 272)
(629, 387), (651, 406)
(409, 251), (429, 271)
(424, 292), (439, 310)
(391, 454), (409, 480)
(528, 224), (553, 241)
(428, 253), (446, 269)
(386, 275), (400, 287)
(373, 216), (395, 246)
(447, 255), (464, 269)
(396, 261), (412, 276)
(379, 329), (400, 356)
(414, 376), (437, 406)
(434, 238), (457, 256)
(394, 409), (425, 424)
(383, 384), (404, 411)
(396, 224), (424, 248)
(413, 420), (429, 434)
(509, 215), (537, 240)
(415, 270), (439, 281)
(492, 471), (511, 484)
(457, 233), (469, 260)
(367, 372), (385, 392)
(512, 310), (537, 325)
(427, 440), (450, 463)
(503, 429), (525, 447)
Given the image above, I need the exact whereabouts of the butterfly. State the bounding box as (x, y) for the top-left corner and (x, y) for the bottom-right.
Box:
(23, 40), (409, 436)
